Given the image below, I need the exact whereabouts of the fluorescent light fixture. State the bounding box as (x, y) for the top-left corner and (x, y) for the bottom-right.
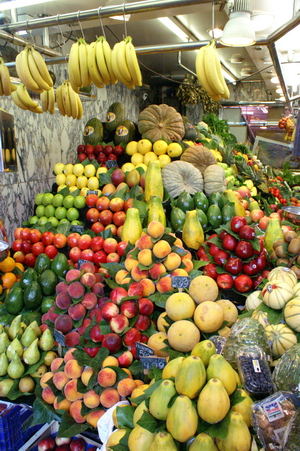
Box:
(0, 0), (53, 11)
(271, 76), (279, 84)
(158, 17), (189, 41)
(220, 0), (255, 47)
(16, 30), (28, 36)
(208, 28), (223, 39)
(110, 14), (131, 21)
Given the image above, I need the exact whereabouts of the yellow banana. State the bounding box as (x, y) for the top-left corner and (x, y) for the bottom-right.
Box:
(56, 85), (65, 116)
(16, 84), (39, 109)
(11, 91), (28, 110)
(117, 39), (132, 84)
(111, 43), (129, 86)
(102, 37), (117, 84)
(67, 82), (78, 119)
(10, 84), (17, 92)
(27, 47), (50, 91)
(204, 44), (226, 97)
(76, 94), (83, 119)
(78, 39), (90, 88)
(87, 41), (105, 88)
(125, 37), (142, 87)
(47, 87), (55, 114)
(30, 46), (53, 88)
(31, 105), (43, 114)
(95, 38), (110, 85)
(0, 75), (4, 96)
(0, 60), (11, 96)
(16, 48), (41, 92)
(61, 82), (71, 116)
(40, 90), (49, 112)
(68, 41), (81, 91)
(195, 46), (216, 98)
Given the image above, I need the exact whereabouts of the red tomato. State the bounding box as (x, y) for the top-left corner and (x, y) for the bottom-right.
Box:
(67, 232), (80, 248)
(53, 233), (67, 249)
(30, 229), (42, 243)
(42, 231), (54, 246)
(32, 242), (45, 256)
(113, 211), (126, 226)
(44, 245), (58, 259)
(24, 253), (36, 267)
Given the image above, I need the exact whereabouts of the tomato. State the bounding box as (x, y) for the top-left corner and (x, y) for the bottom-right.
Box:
(91, 236), (104, 252)
(67, 232), (80, 248)
(12, 239), (22, 252)
(91, 222), (105, 234)
(103, 238), (118, 254)
(24, 253), (36, 267)
(217, 274), (233, 290)
(20, 228), (32, 241)
(44, 245), (58, 259)
(117, 241), (128, 256)
(21, 240), (32, 254)
(99, 210), (113, 226)
(113, 211), (126, 226)
(96, 196), (110, 211)
(42, 231), (54, 246)
(32, 242), (45, 256)
(78, 234), (92, 250)
(86, 194), (99, 208)
(69, 247), (81, 263)
(30, 229), (42, 243)
(93, 250), (107, 265)
(53, 233), (67, 249)
(234, 274), (253, 292)
(106, 252), (120, 263)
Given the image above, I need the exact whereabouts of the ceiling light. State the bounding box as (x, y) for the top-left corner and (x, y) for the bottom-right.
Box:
(158, 17), (189, 41)
(0, 0), (53, 11)
(279, 96), (285, 101)
(251, 13), (274, 32)
(220, 0), (255, 47)
(208, 28), (223, 39)
(271, 76), (279, 84)
(110, 14), (131, 21)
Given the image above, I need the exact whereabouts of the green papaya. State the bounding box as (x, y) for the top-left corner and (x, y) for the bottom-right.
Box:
(39, 270), (57, 296)
(21, 268), (38, 289)
(83, 118), (103, 145)
(166, 395), (198, 442)
(216, 412), (251, 451)
(34, 253), (51, 274)
(106, 102), (125, 132)
(176, 192), (194, 212)
(196, 209), (208, 230)
(149, 431), (177, 451)
(209, 192), (224, 208)
(5, 287), (24, 315)
(206, 354), (237, 395)
(170, 207), (185, 232)
(114, 120), (136, 145)
(175, 355), (206, 399)
(207, 204), (222, 228)
(222, 203), (235, 223)
(23, 281), (43, 310)
(51, 253), (68, 278)
(128, 426), (154, 451)
(149, 379), (176, 420)
(194, 192), (209, 212)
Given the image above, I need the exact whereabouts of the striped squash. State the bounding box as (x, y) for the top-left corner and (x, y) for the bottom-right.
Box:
(262, 280), (294, 310)
(284, 297), (300, 332)
(265, 324), (297, 357)
(245, 290), (262, 311)
(293, 282), (300, 297)
(268, 267), (297, 287)
(251, 310), (269, 328)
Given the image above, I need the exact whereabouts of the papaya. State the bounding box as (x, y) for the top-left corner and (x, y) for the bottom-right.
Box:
(189, 433), (218, 451)
(149, 431), (177, 451)
(265, 217), (284, 255)
(197, 378), (230, 424)
(133, 400), (148, 426)
(162, 356), (184, 379)
(149, 379), (176, 420)
(144, 161), (164, 202)
(175, 355), (206, 399)
(107, 429), (128, 449)
(225, 190), (246, 217)
(128, 425), (154, 451)
(182, 210), (204, 250)
(231, 388), (253, 426)
(191, 340), (216, 367)
(216, 412), (251, 451)
(121, 208), (142, 244)
(166, 395), (198, 442)
(148, 196), (166, 226)
(206, 354), (237, 395)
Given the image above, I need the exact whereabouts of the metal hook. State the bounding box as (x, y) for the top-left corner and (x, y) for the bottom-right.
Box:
(77, 10), (85, 40)
(123, 0), (127, 38)
(97, 6), (106, 38)
(211, 0), (215, 40)
(56, 14), (65, 49)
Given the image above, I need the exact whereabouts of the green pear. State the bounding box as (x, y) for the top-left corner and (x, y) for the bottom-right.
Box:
(0, 379), (14, 396)
(39, 329), (54, 351)
(6, 338), (23, 360)
(23, 338), (40, 365)
(0, 353), (8, 376)
(28, 321), (41, 337)
(0, 332), (10, 353)
(8, 315), (22, 339)
(21, 326), (37, 347)
(7, 353), (25, 379)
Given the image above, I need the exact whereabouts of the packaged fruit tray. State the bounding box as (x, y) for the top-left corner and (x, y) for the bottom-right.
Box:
(282, 206), (300, 225)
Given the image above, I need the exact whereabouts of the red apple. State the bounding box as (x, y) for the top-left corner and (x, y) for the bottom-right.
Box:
(239, 225), (255, 240)
(111, 168), (125, 185)
(224, 257), (242, 275)
(91, 236), (104, 252)
(117, 351), (133, 368)
(234, 274), (253, 292)
(38, 437), (56, 451)
(123, 328), (141, 346)
(117, 241), (128, 256)
(235, 241), (254, 259)
(78, 234), (92, 250)
(138, 298), (154, 316)
(203, 263), (218, 279)
(230, 216), (247, 233)
(217, 274), (233, 290)
(222, 234), (237, 251)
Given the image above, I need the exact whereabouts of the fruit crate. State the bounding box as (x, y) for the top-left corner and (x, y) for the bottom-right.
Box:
(0, 401), (41, 451)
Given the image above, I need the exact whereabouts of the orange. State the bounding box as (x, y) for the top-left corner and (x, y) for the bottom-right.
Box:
(15, 263), (24, 272)
(0, 257), (16, 273)
(2, 272), (17, 289)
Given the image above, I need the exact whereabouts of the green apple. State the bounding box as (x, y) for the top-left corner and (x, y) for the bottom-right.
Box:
(55, 206), (67, 220)
(71, 220), (83, 225)
(73, 195), (86, 209)
(42, 193), (54, 206)
(35, 193), (44, 205)
(66, 207), (79, 221)
(59, 218), (70, 224)
(63, 195), (74, 209)
(48, 216), (59, 227)
(36, 205), (45, 218)
(29, 215), (39, 225)
(38, 216), (48, 225)
(53, 193), (64, 207)
(44, 205), (55, 218)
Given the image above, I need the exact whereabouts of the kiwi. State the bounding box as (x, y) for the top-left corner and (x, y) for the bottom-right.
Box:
(291, 265), (300, 279)
(288, 237), (300, 254)
(277, 258), (290, 266)
(274, 239), (285, 248)
(275, 244), (288, 258)
(284, 230), (298, 242)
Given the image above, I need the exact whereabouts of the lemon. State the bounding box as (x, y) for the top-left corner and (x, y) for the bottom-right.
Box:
(84, 164), (96, 177)
(131, 153), (144, 165)
(126, 141), (138, 156)
(167, 143), (183, 158)
(69, 186), (78, 192)
(57, 184), (67, 192)
(135, 163), (147, 172)
(65, 174), (77, 187)
(137, 139), (152, 155)
(158, 154), (171, 168)
(96, 167), (108, 177)
(56, 173), (66, 185)
(87, 177), (99, 190)
(53, 162), (65, 175)
(153, 140), (168, 155)
(144, 152), (158, 165)
(122, 162), (135, 173)
(73, 163), (84, 176)
(64, 163), (74, 175)
(77, 175), (88, 188)
(80, 187), (89, 197)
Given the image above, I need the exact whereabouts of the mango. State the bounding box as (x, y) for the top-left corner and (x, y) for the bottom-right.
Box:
(175, 355), (206, 399)
(166, 395), (198, 442)
(149, 379), (176, 420)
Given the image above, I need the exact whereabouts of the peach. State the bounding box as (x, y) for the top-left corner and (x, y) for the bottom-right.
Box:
(53, 371), (69, 390)
(80, 272), (96, 288)
(86, 410), (105, 428)
(137, 249), (152, 266)
(99, 388), (120, 408)
(50, 357), (64, 372)
(164, 252), (181, 271)
(64, 359), (83, 379)
(136, 233), (153, 250)
(53, 397), (71, 411)
(124, 256), (139, 272)
(115, 269), (131, 285)
(156, 275), (172, 293)
(117, 378), (136, 397)
(69, 400), (86, 423)
(65, 331), (80, 347)
(174, 237), (183, 247)
(131, 265), (148, 282)
(83, 390), (100, 408)
(182, 250), (192, 260)
(97, 368), (117, 387)
(140, 278), (156, 296)
(64, 379), (83, 402)
(42, 386), (55, 404)
(182, 258), (193, 272)
(81, 367), (94, 386)
(68, 303), (86, 321)
(40, 371), (53, 388)
(102, 356), (119, 368)
(153, 240), (171, 259)
(149, 263), (167, 280)
(172, 268), (188, 277)
(147, 221), (165, 239)
(63, 348), (76, 363)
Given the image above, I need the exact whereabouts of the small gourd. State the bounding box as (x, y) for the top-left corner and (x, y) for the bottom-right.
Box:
(245, 290), (262, 311)
(265, 324), (297, 357)
(268, 267), (297, 287)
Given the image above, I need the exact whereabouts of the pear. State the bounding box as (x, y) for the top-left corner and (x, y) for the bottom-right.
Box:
(28, 321), (41, 337)
(6, 338), (23, 360)
(0, 379), (14, 396)
(8, 315), (22, 339)
(0, 332), (10, 353)
(7, 353), (25, 379)
(21, 326), (37, 347)
(23, 338), (40, 365)
(0, 353), (8, 376)
(31, 364), (47, 378)
(39, 329), (54, 351)
(19, 376), (35, 393)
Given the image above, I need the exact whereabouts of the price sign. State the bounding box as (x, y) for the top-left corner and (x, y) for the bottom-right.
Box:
(78, 259), (91, 268)
(54, 329), (65, 346)
(172, 276), (191, 289)
(140, 356), (167, 370)
(87, 190), (98, 195)
(136, 342), (155, 358)
(173, 246), (188, 256)
(70, 225), (84, 233)
(106, 160), (118, 169)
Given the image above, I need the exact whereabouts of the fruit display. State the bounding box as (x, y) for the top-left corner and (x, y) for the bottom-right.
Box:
(56, 81), (83, 119)
(271, 228), (300, 277)
(76, 143), (124, 164)
(0, 255), (24, 299)
(37, 435), (96, 451)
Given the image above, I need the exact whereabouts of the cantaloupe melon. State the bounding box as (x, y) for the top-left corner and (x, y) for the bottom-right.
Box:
(167, 320), (200, 352)
(189, 275), (218, 304)
(194, 301), (224, 333)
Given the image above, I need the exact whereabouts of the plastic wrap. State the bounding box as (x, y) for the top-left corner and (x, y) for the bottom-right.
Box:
(273, 344), (300, 394)
(209, 335), (227, 354)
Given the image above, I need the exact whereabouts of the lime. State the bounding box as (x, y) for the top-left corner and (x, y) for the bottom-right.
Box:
(73, 163), (84, 177)
(35, 193), (44, 205)
(67, 208), (79, 221)
(63, 195), (74, 209)
(55, 206), (67, 220)
(64, 163), (74, 175)
(38, 216), (48, 225)
(84, 164), (96, 177)
(73, 195), (86, 209)
(44, 205), (55, 218)
(42, 193), (54, 206)
(29, 215), (39, 225)
(56, 174), (66, 186)
(36, 205), (45, 218)
(59, 218), (70, 224)
(53, 162), (65, 175)
(48, 216), (59, 227)
(53, 193), (64, 207)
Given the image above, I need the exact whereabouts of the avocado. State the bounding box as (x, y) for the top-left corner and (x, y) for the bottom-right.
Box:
(106, 102), (125, 133)
(83, 118), (103, 145)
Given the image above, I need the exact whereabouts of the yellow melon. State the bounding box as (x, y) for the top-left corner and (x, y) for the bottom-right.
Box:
(147, 332), (169, 357)
(165, 292), (196, 321)
(189, 275), (218, 304)
(216, 299), (238, 326)
(194, 301), (224, 333)
(167, 320), (200, 352)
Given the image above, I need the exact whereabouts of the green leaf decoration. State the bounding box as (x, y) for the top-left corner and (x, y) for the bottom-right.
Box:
(137, 410), (159, 433)
(116, 405), (135, 429)
(149, 293), (169, 308)
(58, 412), (89, 437)
(197, 413), (230, 439)
(130, 380), (163, 405)
(192, 260), (209, 270)
(73, 347), (109, 371)
(132, 199), (148, 223)
(128, 360), (143, 378)
(25, 397), (61, 427)
(101, 262), (125, 277)
(230, 389), (246, 406)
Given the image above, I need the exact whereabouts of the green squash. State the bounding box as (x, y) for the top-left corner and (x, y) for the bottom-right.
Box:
(114, 120), (136, 145)
(83, 118), (103, 145)
(106, 102), (125, 132)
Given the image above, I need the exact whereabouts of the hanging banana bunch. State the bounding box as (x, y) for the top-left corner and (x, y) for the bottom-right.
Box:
(68, 38), (91, 91)
(176, 74), (203, 104)
(195, 41), (230, 100)
(111, 36), (142, 89)
(11, 84), (42, 113)
(15, 46), (53, 93)
(56, 80), (83, 119)
(40, 87), (55, 114)
(0, 58), (13, 96)
(88, 36), (117, 87)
